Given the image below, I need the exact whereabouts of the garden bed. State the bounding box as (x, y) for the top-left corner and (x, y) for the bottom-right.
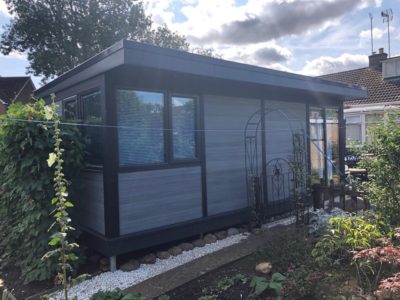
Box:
(167, 226), (365, 300)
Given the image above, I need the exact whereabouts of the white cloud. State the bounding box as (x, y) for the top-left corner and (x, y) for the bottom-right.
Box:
(359, 26), (395, 40)
(0, 0), (10, 17)
(0, 51), (27, 60)
(144, 0), (382, 46)
(299, 53), (368, 76)
(143, 0), (175, 27)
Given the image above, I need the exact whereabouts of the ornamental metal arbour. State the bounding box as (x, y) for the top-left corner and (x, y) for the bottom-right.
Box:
(244, 108), (309, 226)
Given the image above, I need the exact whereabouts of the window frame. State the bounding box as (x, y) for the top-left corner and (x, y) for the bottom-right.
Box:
(115, 87), (201, 171)
(61, 95), (78, 120)
(60, 89), (104, 169)
(169, 93), (200, 163)
(309, 106), (341, 185)
(116, 88), (168, 168)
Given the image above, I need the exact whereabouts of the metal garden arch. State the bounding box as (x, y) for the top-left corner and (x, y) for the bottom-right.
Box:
(244, 107), (309, 226)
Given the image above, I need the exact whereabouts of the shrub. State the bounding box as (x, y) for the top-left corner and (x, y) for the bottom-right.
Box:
(0, 100), (85, 283)
(353, 245), (400, 293)
(282, 266), (320, 300)
(90, 289), (145, 300)
(312, 215), (383, 266)
(359, 111), (400, 226)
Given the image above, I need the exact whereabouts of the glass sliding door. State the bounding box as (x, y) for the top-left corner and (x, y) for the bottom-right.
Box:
(326, 108), (340, 183)
(310, 107), (325, 184)
(309, 106), (342, 184)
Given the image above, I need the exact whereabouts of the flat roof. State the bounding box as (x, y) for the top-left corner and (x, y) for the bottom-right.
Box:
(36, 39), (367, 99)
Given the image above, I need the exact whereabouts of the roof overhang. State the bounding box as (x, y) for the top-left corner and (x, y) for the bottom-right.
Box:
(35, 39), (367, 100)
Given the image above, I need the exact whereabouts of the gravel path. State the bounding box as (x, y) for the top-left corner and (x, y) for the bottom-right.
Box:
(50, 233), (249, 300)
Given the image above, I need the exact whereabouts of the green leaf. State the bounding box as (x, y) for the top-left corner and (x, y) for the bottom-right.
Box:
(65, 201), (74, 207)
(271, 272), (286, 283)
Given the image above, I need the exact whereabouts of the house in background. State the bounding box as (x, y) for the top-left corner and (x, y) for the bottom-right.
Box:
(0, 76), (36, 114)
(320, 48), (400, 145)
(35, 40), (365, 269)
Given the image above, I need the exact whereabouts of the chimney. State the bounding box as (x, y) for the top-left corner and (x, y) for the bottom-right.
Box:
(369, 48), (388, 71)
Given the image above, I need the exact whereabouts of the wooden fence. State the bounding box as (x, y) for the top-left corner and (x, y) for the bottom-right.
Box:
(312, 179), (369, 212)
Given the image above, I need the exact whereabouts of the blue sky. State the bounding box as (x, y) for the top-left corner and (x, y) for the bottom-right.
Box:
(0, 0), (399, 88)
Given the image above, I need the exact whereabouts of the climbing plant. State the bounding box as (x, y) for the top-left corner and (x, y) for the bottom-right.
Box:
(42, 102), (79, 299)
(0, 100), (84, 283)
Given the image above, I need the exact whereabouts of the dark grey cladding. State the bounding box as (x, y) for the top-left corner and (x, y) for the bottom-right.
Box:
(192, 0), (367, 45)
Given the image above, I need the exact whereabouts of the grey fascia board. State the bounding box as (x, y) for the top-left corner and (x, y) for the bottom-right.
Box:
(35, 38), (366, 99)
(35, 41), (125, 96)
(123, 40), (367, 99)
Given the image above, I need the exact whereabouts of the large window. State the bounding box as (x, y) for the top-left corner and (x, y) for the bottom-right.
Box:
(309, 106), (341, 184)
(62, 96), (78, 120)
(345, 115), (362, 144)
(365, 113), (384, 143)
(81, 91), (103, 166)
(117, 90), (165, 166)
(172, 96), (196, 160)
(61, 91), (103, 166)
(116, 90), (198, 167)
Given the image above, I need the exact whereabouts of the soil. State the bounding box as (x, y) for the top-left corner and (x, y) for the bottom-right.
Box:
(168, 253), (270, 300)
(0, 250), (102, 300)
(167, 227), (364, 300)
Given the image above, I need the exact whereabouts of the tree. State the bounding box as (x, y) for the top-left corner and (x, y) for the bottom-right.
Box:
(0, 0), (189, 81)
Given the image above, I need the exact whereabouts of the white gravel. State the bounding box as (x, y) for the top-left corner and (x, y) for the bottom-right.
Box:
(50, 233), (249, 300)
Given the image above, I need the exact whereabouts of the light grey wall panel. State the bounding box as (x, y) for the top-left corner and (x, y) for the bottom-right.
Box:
(74, 171), (105, 234)
(204, 95), (261, 215)
(264, 100), (307, 202)
(264, 100), (307, 161)
(119, 167), (202, 235)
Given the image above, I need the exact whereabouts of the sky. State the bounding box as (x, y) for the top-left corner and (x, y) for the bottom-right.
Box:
(0, 0), (399, 88)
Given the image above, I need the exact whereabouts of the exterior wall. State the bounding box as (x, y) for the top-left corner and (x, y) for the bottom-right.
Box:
(118, 166), (202, 235)
(204, 95), (261, 215)
(74, 171), (105, 234)
(264, 100), (307, 162)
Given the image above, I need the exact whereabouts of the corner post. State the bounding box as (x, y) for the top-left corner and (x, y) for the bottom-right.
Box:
(103, 72), (120, 246)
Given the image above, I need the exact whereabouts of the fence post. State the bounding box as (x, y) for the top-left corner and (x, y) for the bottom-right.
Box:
(312, 183), (322, 210)
(329, 179), (335, 211)
(351, 189), (357, 212)
(340, 181), (346, 210)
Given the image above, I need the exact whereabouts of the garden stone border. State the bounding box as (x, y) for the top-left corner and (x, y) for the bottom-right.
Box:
(49, 233), (249, 300)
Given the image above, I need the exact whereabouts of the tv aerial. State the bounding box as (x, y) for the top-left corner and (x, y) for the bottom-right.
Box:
(381, 9), (393, 57)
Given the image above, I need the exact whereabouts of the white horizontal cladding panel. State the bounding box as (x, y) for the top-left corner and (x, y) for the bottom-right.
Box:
(204, 95), (261, 215)
(118, 166), (202, 235)
(75, 171), (105, 234)
(264, 100), (307, 203)
(264, 100), (307, 161)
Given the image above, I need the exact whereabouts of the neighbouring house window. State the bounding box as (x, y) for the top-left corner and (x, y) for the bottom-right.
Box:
(117, 90), (165, 166)
(310, 107), (325, 184)
(345, 115), (362, 144)
(82, 90), (103, 166)
(171, 96), (197, 160)
(326, 108), (340, 183)
(62, 97), (78, 120)
(365, 113), (384, 143)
